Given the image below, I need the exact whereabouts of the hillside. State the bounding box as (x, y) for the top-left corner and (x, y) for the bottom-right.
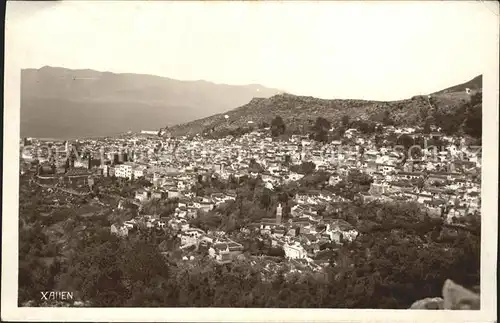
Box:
(21, 66), (282, 139)
(168, 75), (482, 137)
(432, 75), (482, 95)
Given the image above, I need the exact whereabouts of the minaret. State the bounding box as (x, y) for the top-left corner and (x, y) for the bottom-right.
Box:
(87, 152), (92, 169)
(276, 203), (283, 225)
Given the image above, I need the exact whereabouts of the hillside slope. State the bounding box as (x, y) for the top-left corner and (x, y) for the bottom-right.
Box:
(21, 66), (281, 139)
(432, 75), (482, 95)
(169, 75), (482, 137)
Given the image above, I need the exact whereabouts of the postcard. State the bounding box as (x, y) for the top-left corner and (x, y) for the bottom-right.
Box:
(2, 1), (498, 322)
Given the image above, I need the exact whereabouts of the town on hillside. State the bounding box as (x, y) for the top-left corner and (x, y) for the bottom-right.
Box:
(12, 0), (493, 315)
(19, 107), (482, 307)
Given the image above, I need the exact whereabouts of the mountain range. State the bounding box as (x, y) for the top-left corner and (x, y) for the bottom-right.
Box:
(21, 66), (282, 139)
(21, 66), (482, 139)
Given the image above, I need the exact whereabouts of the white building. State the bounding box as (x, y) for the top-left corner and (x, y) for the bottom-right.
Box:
(101, 164), (109, 177)
(141, 130), (158, 135)
(180, 228), (205, 246)
(134, 165), (147, 179)
(115, 163), (134, 180)
(74, 159), (87, 169)
(283, 242), (307, 259)
(110, 223), (129, 237)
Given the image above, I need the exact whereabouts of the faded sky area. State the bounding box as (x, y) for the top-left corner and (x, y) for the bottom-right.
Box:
(6, 1), (499, 100)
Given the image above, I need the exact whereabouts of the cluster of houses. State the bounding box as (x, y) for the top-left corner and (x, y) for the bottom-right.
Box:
(23, 123), (481, 268)
(110, 199), (245, 264)
(248, 197), (359, 266)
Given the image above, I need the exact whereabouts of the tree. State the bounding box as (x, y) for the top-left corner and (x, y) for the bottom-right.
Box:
(271, 116), (286, 137)
(396, 134), (415, 160)
(341, 115), (350, 128)
(347, 170), (374, 187)
(268, 246), (285, 257)
(277, 192), (289, 204)
(352, 120), (377, 134)
(64, 158), (70, 173)
(314, 117), (331, 132)
(462, 97), (482, 139)
(300, 171), (330, 189)
(422, 119), (432, 134)
(249, 159), (264, 173)
(382, 110), (394, 126)
(311, 117), (331, 143)
(18, 166), (480, 308)
(260, 189), (272, 209)
(314, 130), (329, 143)
(290, 161), (316, 175)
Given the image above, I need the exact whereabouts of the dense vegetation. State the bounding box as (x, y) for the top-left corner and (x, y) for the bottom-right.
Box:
(19, 172), (480, 308)
(191, 91), (482, 148)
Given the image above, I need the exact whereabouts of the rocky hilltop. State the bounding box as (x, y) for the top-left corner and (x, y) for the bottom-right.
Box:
(432, 74), (482, 95)
(168, 75), (482, 137)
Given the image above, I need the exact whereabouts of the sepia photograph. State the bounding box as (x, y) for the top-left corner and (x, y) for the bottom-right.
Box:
(2, 1), (498, 322)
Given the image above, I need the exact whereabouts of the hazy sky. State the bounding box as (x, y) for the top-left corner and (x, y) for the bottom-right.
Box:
(7, 1), (499, 100)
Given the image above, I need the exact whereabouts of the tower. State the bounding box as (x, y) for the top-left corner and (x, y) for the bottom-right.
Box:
(65, 141), (70, 154)
(276, 203), (283, 225)
(88, 176), (94, 191)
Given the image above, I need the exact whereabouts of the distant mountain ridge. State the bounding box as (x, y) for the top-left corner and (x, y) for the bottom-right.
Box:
(169, 75), (482, 137)
(21, 66), (282, 139)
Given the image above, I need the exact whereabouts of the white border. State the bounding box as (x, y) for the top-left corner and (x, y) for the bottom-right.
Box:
(2, 1), (498, 322)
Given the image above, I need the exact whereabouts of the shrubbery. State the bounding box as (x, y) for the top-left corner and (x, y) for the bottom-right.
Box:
(19, 174), (480, 308)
